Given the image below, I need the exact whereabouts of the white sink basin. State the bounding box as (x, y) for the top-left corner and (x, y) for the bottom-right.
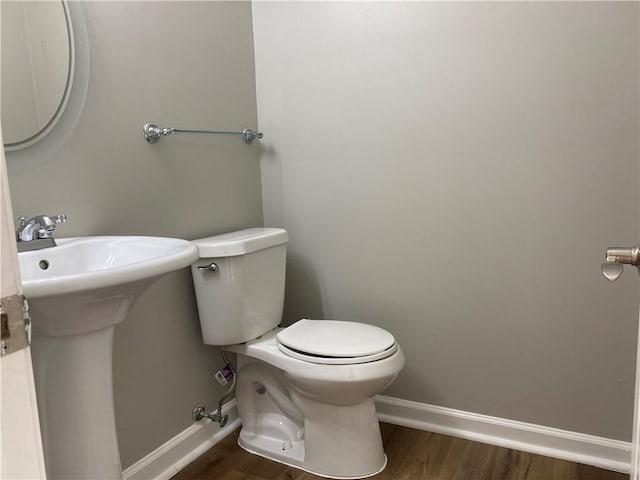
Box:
(20, 236), (198, 298)
(20, 236), (199, 480)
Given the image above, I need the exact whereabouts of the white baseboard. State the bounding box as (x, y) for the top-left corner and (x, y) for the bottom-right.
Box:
(375, 395), (631, 474)
(122, 399), (240, 480)
(122, 395), (632, 478)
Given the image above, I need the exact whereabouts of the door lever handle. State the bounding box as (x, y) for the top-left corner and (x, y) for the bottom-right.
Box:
(601, 245), (640, 282)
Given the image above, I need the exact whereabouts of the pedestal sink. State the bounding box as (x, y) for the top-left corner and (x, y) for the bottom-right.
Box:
(19, 236), (199, 479)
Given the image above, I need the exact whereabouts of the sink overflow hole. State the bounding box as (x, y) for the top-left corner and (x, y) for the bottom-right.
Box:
(39, 260), (50, 270)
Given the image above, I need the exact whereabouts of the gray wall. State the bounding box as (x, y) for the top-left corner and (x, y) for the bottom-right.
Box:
(6, 1), (261, 468)
(254, 2), (640, 441)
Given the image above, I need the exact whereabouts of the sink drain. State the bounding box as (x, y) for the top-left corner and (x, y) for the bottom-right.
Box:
(39, 260), (50, 270)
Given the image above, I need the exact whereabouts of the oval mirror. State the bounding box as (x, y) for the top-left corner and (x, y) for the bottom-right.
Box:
(1, 1), (74, 151)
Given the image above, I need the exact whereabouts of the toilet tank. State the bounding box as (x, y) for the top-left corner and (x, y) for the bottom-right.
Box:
(191, 228), (289, 345)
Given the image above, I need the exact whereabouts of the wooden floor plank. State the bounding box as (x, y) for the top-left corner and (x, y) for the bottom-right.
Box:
(170, 423), (627, 480)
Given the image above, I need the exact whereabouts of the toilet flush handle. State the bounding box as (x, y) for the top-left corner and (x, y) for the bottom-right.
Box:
(197, 262), (219, 272)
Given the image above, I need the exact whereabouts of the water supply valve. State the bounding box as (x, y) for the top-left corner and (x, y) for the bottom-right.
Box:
(192, 403), (228, 428)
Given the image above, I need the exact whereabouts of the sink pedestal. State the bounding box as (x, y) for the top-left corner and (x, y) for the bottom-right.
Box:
(31, 327), (121, 479)
(28, 282), (146, 480)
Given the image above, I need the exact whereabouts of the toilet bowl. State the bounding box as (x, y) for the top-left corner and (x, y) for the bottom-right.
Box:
(191, 228), (404, 479)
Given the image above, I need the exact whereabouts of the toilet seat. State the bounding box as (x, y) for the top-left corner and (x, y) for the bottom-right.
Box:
(276, 319), (397, 365)
(278, 342), (399, 365)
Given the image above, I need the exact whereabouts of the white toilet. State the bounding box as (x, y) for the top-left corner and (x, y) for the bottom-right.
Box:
(191, 228), (404, 479)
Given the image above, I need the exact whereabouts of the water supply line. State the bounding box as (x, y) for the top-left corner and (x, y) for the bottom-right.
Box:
(217, 351), (237, 417)
(192, 351), (237, 428)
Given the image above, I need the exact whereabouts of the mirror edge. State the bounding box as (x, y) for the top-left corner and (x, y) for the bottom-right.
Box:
(4, 1), (75, 151)
(5, 1), (89, 169)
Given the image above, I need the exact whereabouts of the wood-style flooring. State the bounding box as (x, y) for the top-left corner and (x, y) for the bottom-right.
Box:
(170, 423), (627, 480)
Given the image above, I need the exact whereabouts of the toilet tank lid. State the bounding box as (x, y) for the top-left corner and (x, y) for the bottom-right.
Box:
(193, 228), (288, 257)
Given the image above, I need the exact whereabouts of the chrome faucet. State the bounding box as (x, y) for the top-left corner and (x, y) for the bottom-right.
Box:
(16, 214), (67, 251)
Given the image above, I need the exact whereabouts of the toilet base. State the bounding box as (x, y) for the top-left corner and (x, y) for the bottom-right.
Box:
(236, 378), (388, 479)
(238, 430), (387, 480)
(231, 339), (396, 479)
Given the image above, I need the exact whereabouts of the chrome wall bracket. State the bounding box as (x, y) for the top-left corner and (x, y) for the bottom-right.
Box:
(143, 123), (175, 144)
(143, 122), (263, 145)
(1, 294), (31, 356)
(241, 129), (263, 145)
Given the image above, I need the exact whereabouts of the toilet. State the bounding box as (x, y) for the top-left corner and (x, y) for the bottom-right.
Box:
(191, 228), (404, 479)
